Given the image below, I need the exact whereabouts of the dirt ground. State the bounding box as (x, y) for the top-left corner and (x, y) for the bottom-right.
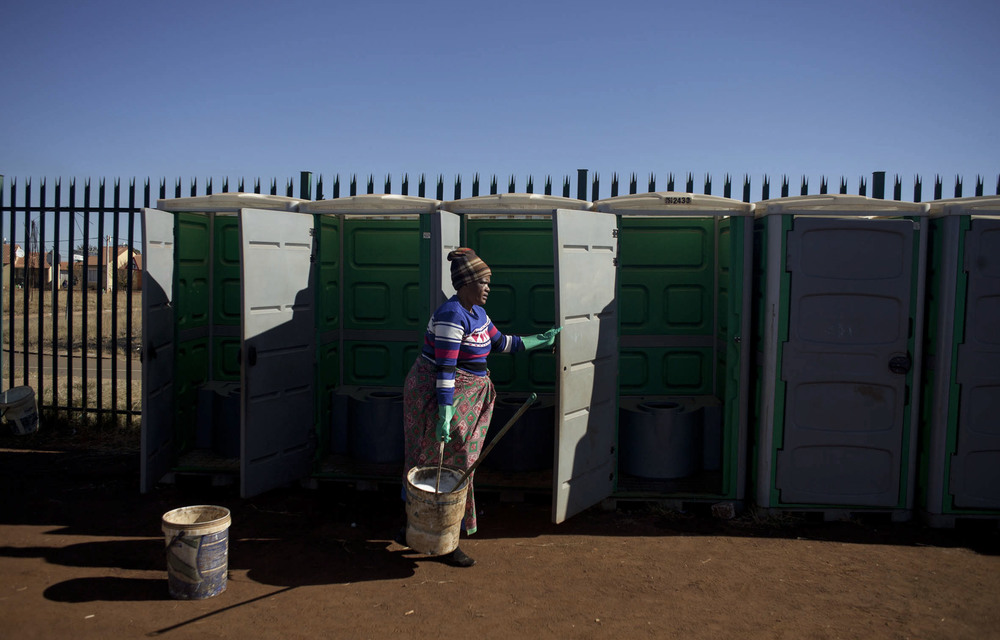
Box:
(2, 430), (999, 640)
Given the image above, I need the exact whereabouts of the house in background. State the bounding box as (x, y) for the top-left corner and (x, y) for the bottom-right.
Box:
(5, 246), (55, 289)
(1, 244), (21, 291)
(78, 245), (142, 291)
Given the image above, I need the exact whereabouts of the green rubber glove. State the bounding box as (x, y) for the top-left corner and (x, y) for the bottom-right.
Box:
(436, 404), (455, 443)
(521, 326), (562, 351)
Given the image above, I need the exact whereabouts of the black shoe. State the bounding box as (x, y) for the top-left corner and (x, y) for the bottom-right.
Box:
(442, 547), (476, 568)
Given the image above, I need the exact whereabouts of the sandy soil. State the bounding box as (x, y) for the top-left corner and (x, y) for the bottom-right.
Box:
(1, 432), (998, 640)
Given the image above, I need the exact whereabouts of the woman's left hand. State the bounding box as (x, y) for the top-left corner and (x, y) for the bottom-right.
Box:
(522, 326), (562, 350)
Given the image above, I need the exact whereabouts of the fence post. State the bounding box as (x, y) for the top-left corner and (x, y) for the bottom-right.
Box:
(300, 171), (313, 200)
(577, 169), (588, 201)
(872, 171), (885, 199)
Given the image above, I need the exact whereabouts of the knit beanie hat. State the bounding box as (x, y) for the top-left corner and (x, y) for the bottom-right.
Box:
(448, 248), (491, 291)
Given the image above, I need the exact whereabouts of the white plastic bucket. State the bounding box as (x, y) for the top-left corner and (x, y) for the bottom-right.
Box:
(1, 386), (39, 435)
(405, 465), (469, 556)
(161, 505), (231, 600)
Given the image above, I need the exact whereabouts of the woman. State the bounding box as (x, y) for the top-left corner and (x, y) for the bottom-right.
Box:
(401, 247), (560, 567)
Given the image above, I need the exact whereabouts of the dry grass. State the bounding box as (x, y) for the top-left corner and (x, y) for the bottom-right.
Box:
(2, 287), (141, 357)
(3, 374), (141, 445)
(3, 287), (141, 433)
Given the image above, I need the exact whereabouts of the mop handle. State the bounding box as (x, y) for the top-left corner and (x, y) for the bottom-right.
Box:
(434, 440), (445, 493)
(455, 393), (538, 489)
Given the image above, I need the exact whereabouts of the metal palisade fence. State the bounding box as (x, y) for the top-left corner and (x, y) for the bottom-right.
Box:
(1, 169), (998, 426)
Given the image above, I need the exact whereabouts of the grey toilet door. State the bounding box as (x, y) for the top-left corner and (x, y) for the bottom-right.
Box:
(430, 210), (461, 310)
(140, 208), (176, 493)
(951, 218), (1000, 509)
(240, 208), (317, 498)
(776, 216), (915, 507)
(552, 208), (619, 523)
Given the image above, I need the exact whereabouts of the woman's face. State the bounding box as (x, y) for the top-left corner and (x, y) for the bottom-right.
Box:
(459, 277), (490, 308)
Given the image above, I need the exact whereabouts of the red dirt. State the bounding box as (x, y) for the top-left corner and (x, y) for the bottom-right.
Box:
(2, 430), (999, 640)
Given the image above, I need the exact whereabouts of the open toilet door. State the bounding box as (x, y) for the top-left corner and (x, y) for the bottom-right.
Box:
(551, 208), (619, 523)
(140, 208), (176, 494)
(429, 209), (461, 311)
(240, 208), (317, 497)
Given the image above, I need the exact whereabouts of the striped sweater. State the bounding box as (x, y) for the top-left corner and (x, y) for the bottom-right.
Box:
(420, 296), (523, 406)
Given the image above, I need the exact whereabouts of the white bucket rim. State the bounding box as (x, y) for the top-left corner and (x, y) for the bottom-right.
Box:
(0, 386), (35, 406)
(162, 505), (232, 537)
(406, 465), (469, 496)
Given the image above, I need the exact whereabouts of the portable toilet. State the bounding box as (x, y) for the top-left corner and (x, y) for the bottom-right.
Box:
(752, 194), (930, 519)
(297, 194), (440, 470)
(140, 193), (313, 498)
(593, 192), (754, 506)
(920, 196), (1000, 526)
(425, 203), (620, 523)
(435, 193), (592, 479)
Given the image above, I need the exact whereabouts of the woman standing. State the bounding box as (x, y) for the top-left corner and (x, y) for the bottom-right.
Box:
(401, 248), (560, 567)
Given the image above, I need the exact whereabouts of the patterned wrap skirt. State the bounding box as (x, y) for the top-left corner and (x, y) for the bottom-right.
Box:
(403, 356), (496, 536)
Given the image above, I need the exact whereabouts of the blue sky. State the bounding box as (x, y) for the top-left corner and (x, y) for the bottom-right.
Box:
(2, 0), (998, 200)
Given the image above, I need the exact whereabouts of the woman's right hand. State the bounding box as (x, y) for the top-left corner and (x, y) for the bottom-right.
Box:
(436, 404), (455, 443)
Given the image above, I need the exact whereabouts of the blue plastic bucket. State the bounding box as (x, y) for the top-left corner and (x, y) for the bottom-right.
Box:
(161, 505), (231, 600)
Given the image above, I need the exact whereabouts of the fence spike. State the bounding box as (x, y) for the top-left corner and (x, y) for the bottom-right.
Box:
(976, 175), (984, 197)
(913, 175), (922, 202)
(509, 174), (516, 194)
(686, 172), (694, 194)
(526, 175), (534, 194)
